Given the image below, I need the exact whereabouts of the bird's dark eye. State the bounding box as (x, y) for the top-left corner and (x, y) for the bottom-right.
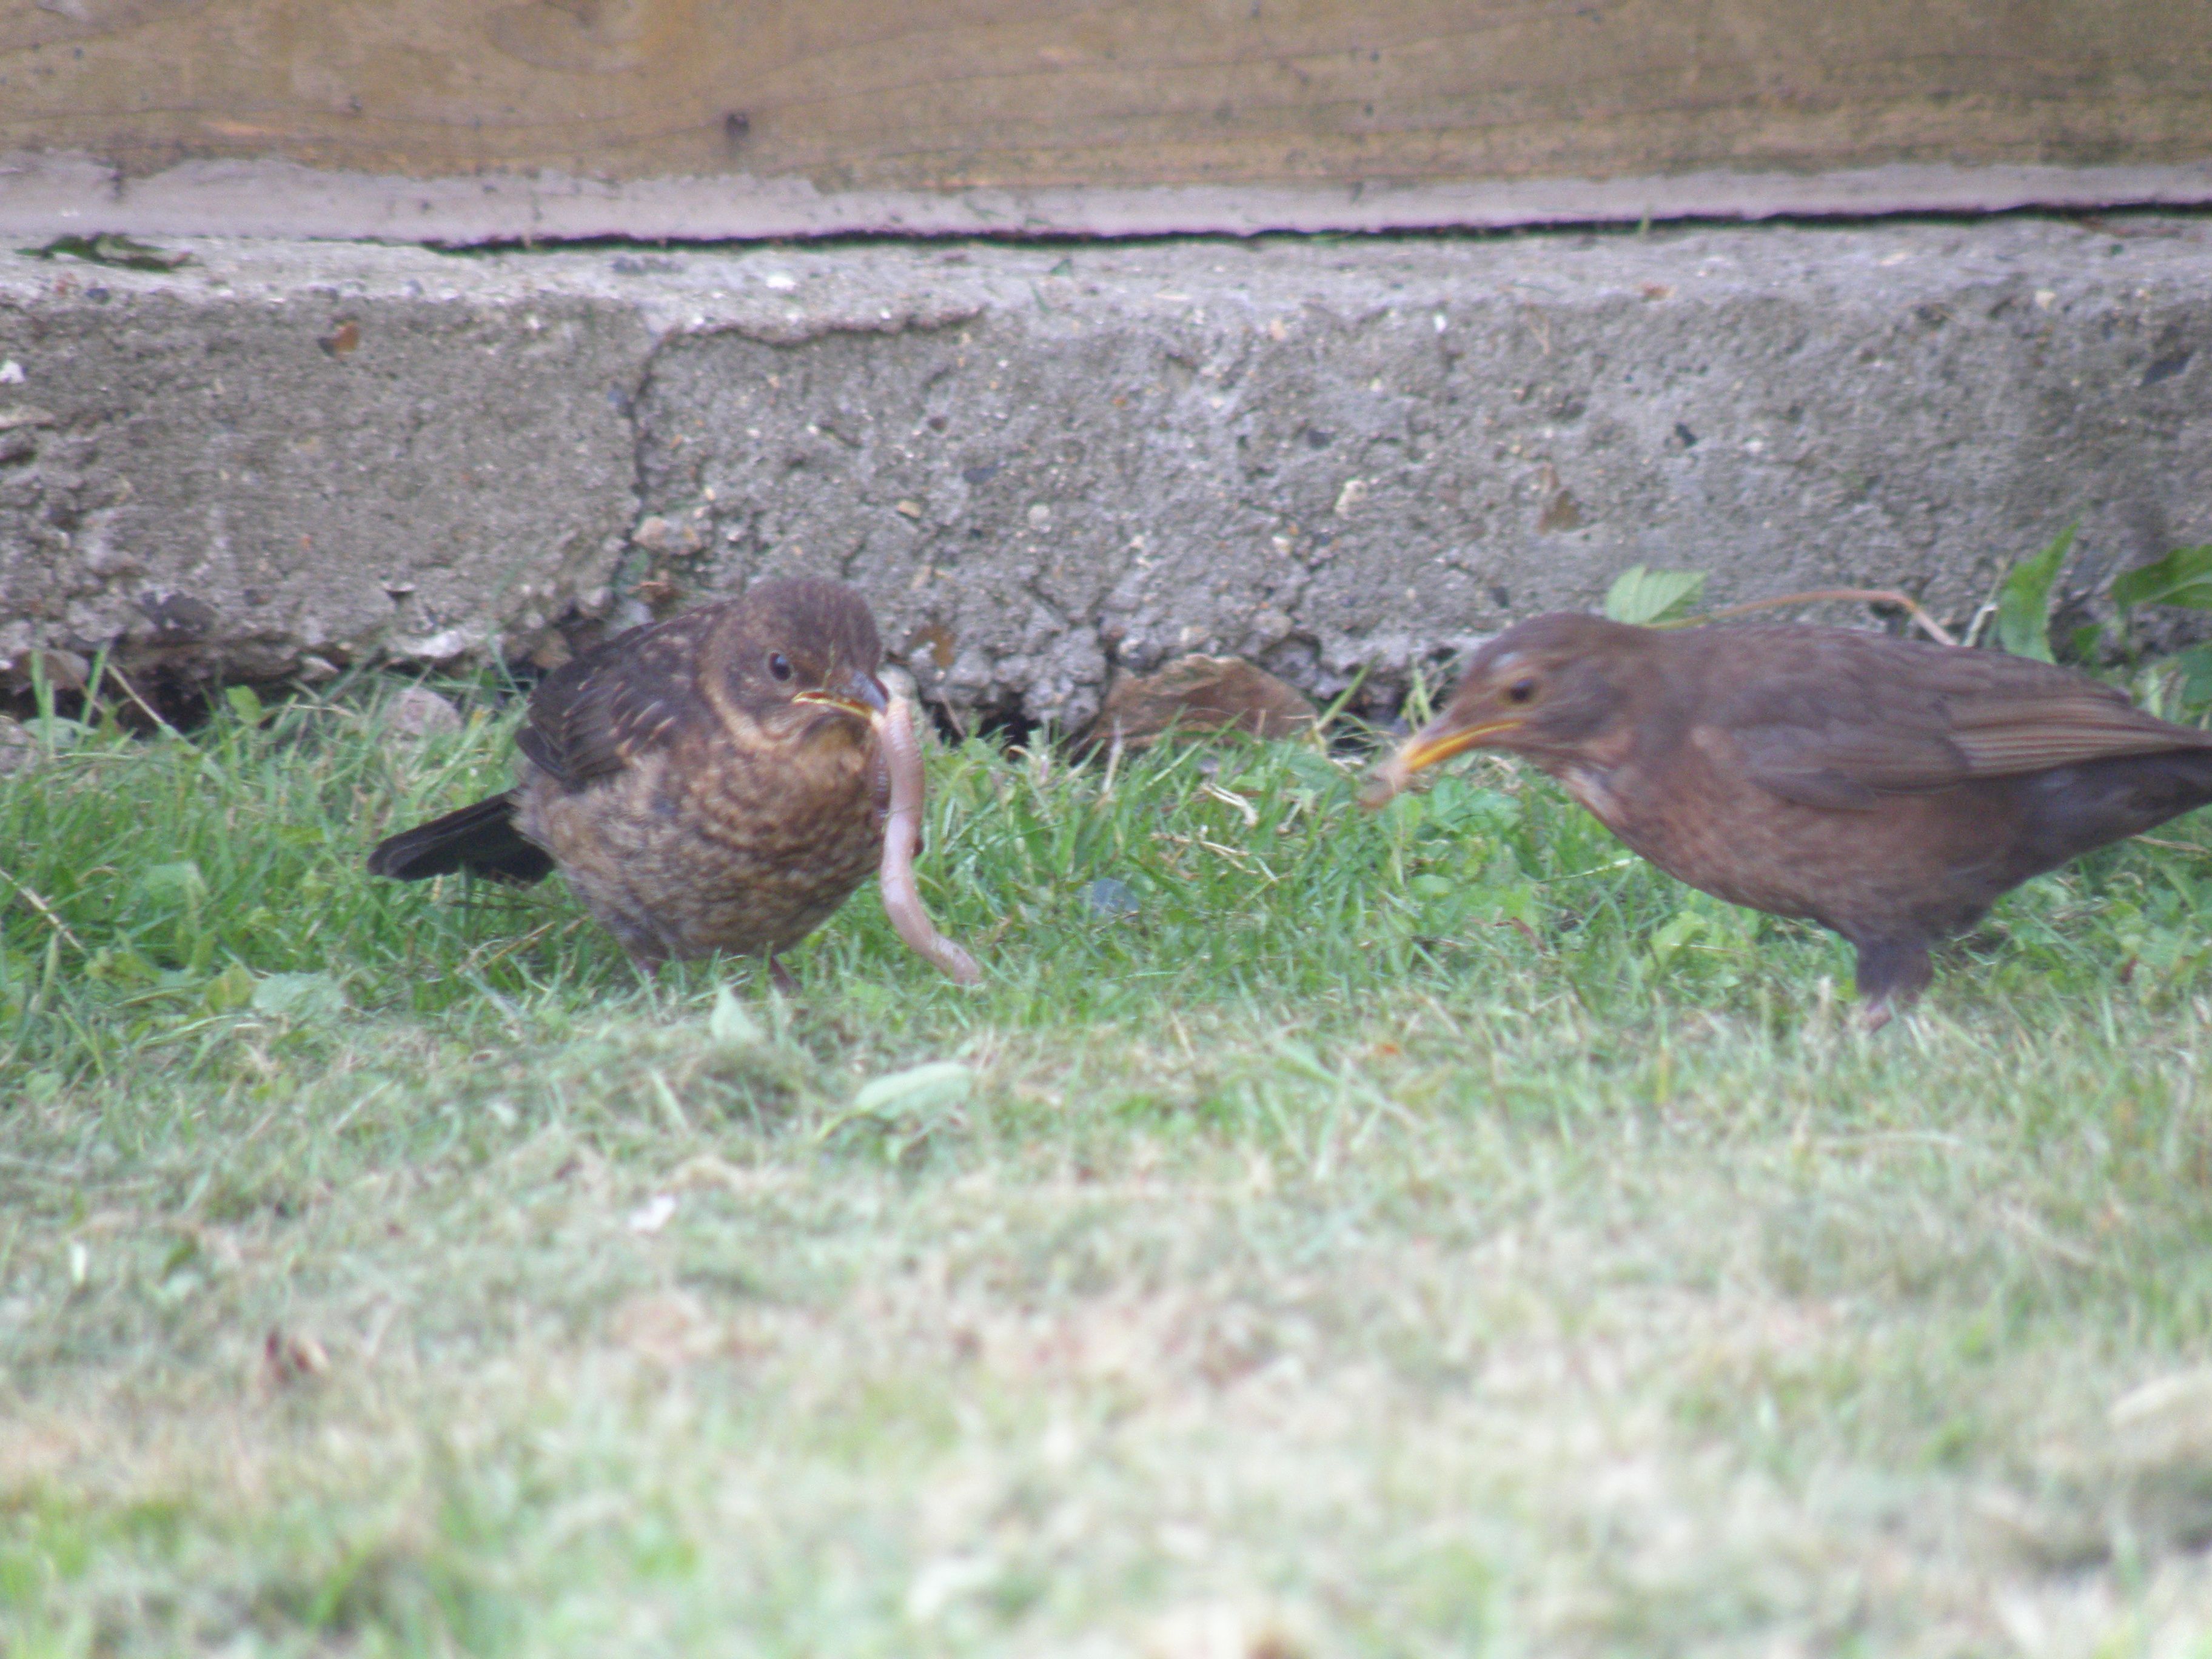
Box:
(1506, 678), (1537, 704)
(767, 652), (793, 682)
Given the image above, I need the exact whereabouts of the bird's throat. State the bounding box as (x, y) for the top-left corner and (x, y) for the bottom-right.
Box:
(1557, 761), (1624, 826)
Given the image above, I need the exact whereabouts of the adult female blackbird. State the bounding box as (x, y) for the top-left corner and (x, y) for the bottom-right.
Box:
(1364, 613), (2212, 1021)
(368, 577), (890, 982)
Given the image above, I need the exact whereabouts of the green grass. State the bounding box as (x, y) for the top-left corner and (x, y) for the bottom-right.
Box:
(7, 680), (2212, 1656)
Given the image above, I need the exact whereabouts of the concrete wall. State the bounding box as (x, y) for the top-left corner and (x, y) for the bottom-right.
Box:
(3, 217), (2207, 722)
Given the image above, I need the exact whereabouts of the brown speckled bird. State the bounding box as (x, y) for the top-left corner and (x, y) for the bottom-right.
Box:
(368, 577), (890, 984)
(1367, 613), (2212, 1022)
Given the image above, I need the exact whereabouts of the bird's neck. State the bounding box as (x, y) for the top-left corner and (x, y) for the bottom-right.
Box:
(1533, 731), (1636, 830)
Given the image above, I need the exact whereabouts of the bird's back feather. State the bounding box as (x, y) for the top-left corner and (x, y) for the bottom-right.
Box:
(1695, 625), (2212, 807)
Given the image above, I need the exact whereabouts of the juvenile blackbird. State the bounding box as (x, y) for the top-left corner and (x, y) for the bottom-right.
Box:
(368, 577), (890, 981)
(1365, 613), (2212, 1019)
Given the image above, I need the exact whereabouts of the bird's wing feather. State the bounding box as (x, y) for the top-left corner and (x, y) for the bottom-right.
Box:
(1723, 724), (1962, 810)
(1706, 629), (2212, 809)
(518, 612), (714, 788)
(1940, 692), (2212, 774)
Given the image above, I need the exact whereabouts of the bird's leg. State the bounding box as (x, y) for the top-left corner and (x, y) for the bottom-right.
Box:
(612, 914), (669, 979)
(767, 954), (798, 996)
(1852, 936), (1932, 1031)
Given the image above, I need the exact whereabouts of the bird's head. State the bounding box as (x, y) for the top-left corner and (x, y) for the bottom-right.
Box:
(727, 576), (890, 738)
(1362, 612), (1648, 806)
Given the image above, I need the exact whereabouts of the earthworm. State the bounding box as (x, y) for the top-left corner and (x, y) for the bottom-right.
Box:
(877, 696), (982, 985)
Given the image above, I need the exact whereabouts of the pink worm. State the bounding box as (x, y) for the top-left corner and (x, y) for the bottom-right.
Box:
(877, 697), (982, 985)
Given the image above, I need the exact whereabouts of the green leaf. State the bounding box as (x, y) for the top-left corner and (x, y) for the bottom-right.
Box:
(1647, 911), (1708, 975)
(1603, 566), (1707, 626)
(25, 716), (91, 752)
(1282, 746), (1351, 797)
(250, 971), (347, 1020)
(848, 1061), (974, 1121)
(708, 983), (764, 1047)
(819, 1061), (976, 1156)
(224, 685), (265, 725)
(2111, 546), (2212, 614)
(2167, 643), (2212, 711)
(2065, 622), (2106, 665)
(85, 947), (161, 987)
(203, 962), (256, 1013)
(138, 861), (207, 907)
(1424, 779), (1521, 836)
(1996, 524), (2076, 661)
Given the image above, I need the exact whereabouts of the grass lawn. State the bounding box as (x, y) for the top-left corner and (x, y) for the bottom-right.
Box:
(6, 676), (2212, 1657)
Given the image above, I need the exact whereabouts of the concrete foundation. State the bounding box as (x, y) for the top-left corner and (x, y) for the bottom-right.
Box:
(2, 217), (2206, 724)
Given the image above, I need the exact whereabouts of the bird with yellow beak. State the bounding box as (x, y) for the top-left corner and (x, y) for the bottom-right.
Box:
(1365, 611), (2212, 1023)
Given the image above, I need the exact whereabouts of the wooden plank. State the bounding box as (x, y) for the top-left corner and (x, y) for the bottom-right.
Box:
(2, 0), (2210, 238)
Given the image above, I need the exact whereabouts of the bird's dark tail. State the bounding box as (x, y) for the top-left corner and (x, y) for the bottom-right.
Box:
(367, 794), (554, 884)
(2014, 749), (2212, 877)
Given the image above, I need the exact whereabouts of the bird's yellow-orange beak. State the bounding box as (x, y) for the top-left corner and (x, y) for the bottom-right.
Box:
(793, 671), (890, 723)
(1359, 712), (1526, 808)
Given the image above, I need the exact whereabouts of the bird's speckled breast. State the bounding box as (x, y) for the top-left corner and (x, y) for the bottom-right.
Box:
(518, 722), (883, 965)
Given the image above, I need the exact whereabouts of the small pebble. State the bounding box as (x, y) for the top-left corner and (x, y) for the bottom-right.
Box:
(1082, 876), (1141, 919)
(0, 715), (34, 775)
(382, 685), (462, 739)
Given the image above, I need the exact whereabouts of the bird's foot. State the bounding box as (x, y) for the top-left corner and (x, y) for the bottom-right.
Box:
(1851, 939), (1930, 1034)
(767, 955), (798, 996)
